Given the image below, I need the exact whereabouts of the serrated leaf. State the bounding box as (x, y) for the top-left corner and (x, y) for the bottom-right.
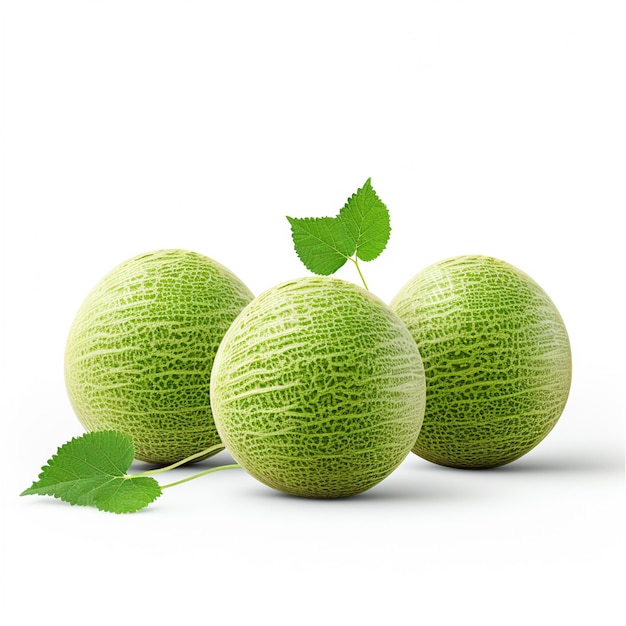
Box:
(21, 431), (161, 514)
(286, 216), (353, 275)
(338, 177), (390, 262)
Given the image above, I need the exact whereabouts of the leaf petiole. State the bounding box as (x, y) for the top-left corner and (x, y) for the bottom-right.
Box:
(132, 443), (227, 477)
(130, 442), (242, 490)
(160, 464), (241, 489)
(350, 257), (369, 291)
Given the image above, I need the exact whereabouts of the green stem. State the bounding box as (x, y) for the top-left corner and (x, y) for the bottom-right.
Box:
(350, 256), (369, 290)
(133, 443), (226, 477)
(129, 443), (242, 490)
(160, 463), (241, 489)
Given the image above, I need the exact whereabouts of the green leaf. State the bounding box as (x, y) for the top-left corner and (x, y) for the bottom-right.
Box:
(286, 178), (391, 289)
(21, 431), (161, 514)
(338, 177), (390, 262)
(286, 215), (353, 275)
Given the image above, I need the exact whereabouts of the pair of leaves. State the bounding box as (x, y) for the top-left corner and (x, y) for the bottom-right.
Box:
(287, 178), (391, 280)
(21, 431), (161, 513)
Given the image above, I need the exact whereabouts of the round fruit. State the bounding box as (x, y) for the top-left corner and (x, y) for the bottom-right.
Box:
(210, 276), (426, 498)
(390, 255), (572, 469)
(64, 249), (254, 464)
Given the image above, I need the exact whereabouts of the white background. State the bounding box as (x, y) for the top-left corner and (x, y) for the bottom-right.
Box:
(1, 1), (624, 624)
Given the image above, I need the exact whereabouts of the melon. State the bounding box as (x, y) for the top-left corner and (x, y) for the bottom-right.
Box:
(390, 255), (572, 468)
(64, 249), (254, 464)
(210, 276), (426, 498)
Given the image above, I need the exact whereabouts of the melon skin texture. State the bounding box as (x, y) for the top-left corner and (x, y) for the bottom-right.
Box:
(64, 249), (254, 464)
(390, 255), (572, 469)
(210, 277), (426, 498)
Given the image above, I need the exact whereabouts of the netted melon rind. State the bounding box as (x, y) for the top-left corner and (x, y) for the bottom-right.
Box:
(64, 249), (254, 464)
(390, 255), (572, 469)
(211, 276), (426, 498)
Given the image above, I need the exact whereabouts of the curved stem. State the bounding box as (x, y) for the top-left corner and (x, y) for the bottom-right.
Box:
(350, 257), (369, 291)
(160, 463), (241, 489)
(133, 443), (226, 477)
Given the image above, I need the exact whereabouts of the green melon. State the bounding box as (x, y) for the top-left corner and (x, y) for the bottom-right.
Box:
(64, 249), (254, 464)
(390, 255), (572, 468)
(210, 276), (426, 498)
